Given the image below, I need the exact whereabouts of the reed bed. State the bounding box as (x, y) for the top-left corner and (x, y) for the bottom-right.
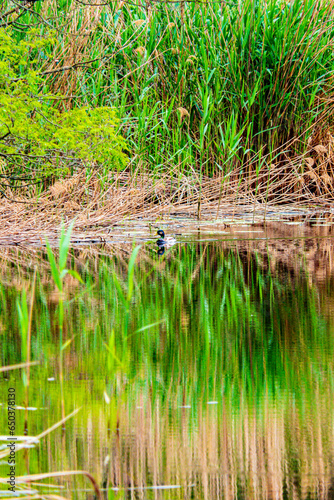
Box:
(2, 0), (334, 220)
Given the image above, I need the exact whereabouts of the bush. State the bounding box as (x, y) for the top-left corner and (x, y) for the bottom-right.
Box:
(0, 28), (128, 190)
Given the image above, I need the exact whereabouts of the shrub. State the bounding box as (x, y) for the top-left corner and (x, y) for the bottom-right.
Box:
(0, 28), (128, 191)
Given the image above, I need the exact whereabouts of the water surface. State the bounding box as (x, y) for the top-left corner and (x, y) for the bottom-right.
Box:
(1, 222), (334, 499)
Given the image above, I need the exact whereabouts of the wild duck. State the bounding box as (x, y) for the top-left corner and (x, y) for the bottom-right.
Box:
(157, 229), (176, 246)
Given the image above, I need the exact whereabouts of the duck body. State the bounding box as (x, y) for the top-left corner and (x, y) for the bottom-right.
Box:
(157, 229), (176, 247)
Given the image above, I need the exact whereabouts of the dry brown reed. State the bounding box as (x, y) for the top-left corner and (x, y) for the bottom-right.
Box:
(0, 361), (39, 373)
(2, 144), (334, 246)
(40, 0), (106, 110)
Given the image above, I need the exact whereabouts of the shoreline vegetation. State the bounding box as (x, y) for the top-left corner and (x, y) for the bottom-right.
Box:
(2, 0), (334, 233)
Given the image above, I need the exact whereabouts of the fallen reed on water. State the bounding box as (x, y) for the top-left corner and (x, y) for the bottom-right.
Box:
(0, 158), (333, 241)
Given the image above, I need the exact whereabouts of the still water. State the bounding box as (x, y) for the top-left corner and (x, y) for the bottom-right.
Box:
(1, 220), (334, 499)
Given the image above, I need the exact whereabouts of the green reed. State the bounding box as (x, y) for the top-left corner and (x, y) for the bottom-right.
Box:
(45, 222), (82, 422)
(16, 272), (37, 432)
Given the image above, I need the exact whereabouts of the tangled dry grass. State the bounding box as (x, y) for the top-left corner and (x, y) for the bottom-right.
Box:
(2, 128), (334, 246)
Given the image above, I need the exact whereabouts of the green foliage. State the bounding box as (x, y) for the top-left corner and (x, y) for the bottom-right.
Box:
(2, 0), (334, 188)
(0, 28), (128, 182)
(106, 0), (334, 173)
(53, 107), (128, 166)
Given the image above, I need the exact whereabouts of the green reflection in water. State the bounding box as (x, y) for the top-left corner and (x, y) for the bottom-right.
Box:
(0, 241), (334, 499)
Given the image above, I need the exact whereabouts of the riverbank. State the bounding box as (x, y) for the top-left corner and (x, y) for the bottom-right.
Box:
(1, 160), (333, 245)
(2, 0), (334, 207)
